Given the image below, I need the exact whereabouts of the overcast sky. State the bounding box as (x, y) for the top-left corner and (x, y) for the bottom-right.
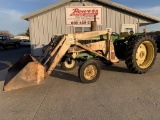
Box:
(0, 0), (160, 35)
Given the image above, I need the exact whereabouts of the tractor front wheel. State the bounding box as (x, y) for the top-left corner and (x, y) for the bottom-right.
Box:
(125, 35), (157, 73)
(78, 60), (101, 83)
(61, 58), (77, 71)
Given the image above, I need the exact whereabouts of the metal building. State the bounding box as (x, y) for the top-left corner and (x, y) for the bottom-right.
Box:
(22, 0), (160, 56)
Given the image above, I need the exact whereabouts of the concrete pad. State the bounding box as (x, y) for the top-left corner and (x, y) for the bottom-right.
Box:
(1, 48), (160, 120)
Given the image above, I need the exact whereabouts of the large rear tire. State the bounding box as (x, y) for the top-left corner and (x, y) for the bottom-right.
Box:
(125, 35), (157, 73)
(78, 60), (101, 83)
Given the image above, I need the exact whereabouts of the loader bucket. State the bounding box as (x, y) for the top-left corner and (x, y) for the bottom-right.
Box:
(3, 54), (47, 91)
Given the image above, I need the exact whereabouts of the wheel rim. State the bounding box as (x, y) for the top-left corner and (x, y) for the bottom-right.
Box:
(84, 65), (97, 80)
(64, 60), (75, 68)
(136, 41), (154, 69)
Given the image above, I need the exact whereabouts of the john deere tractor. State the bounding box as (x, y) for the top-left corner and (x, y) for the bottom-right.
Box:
(61, 31), (157, 74)
(3, 30), (157, 91)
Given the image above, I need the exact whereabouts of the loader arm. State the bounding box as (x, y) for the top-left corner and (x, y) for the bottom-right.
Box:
(47, 37), (71, 75)
(46, 30), (114, 75)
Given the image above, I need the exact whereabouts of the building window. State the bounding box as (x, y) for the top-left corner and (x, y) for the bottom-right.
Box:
(74, 27), (91, 33)
(75, 27), (83, 33)
(121, 24), (136, 33)
(125, 28), (133, 32)
(84, 27), (91, 32)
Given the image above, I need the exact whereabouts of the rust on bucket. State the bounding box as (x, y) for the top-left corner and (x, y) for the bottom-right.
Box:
(3, 54), (47, 91)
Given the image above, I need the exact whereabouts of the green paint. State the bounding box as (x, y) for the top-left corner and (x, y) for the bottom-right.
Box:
(76, 53), (95, 59)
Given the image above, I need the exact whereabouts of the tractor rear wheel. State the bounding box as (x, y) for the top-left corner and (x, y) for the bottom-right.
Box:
(125, 35), (157, 73)
(78, 60), (101, 83)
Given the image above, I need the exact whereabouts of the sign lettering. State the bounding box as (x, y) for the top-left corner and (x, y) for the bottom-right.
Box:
(66, 6), (102, 26)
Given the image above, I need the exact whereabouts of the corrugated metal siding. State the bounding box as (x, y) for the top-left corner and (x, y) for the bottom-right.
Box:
(29, 1), (152, 56)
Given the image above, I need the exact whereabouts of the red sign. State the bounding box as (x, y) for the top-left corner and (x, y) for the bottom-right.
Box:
(66, 6), (102, 26)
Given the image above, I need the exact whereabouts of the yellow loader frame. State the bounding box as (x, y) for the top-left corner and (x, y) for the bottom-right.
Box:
(4, 30), (118, 91)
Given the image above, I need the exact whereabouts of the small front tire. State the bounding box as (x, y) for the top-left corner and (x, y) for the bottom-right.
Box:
(78, 60), (101, 83)
(61, 58), (77, 71)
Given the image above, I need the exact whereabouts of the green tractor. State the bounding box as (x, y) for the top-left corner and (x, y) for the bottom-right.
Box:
(61, 31), (157, 75)
(3, 30), (157, 91)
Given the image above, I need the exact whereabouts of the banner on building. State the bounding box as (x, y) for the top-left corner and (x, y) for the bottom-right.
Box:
(66, 6), (102, 26)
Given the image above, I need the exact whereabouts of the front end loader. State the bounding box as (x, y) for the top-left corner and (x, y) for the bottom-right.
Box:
(3, 30), (157, 91)
(4, 30), (119, 91)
